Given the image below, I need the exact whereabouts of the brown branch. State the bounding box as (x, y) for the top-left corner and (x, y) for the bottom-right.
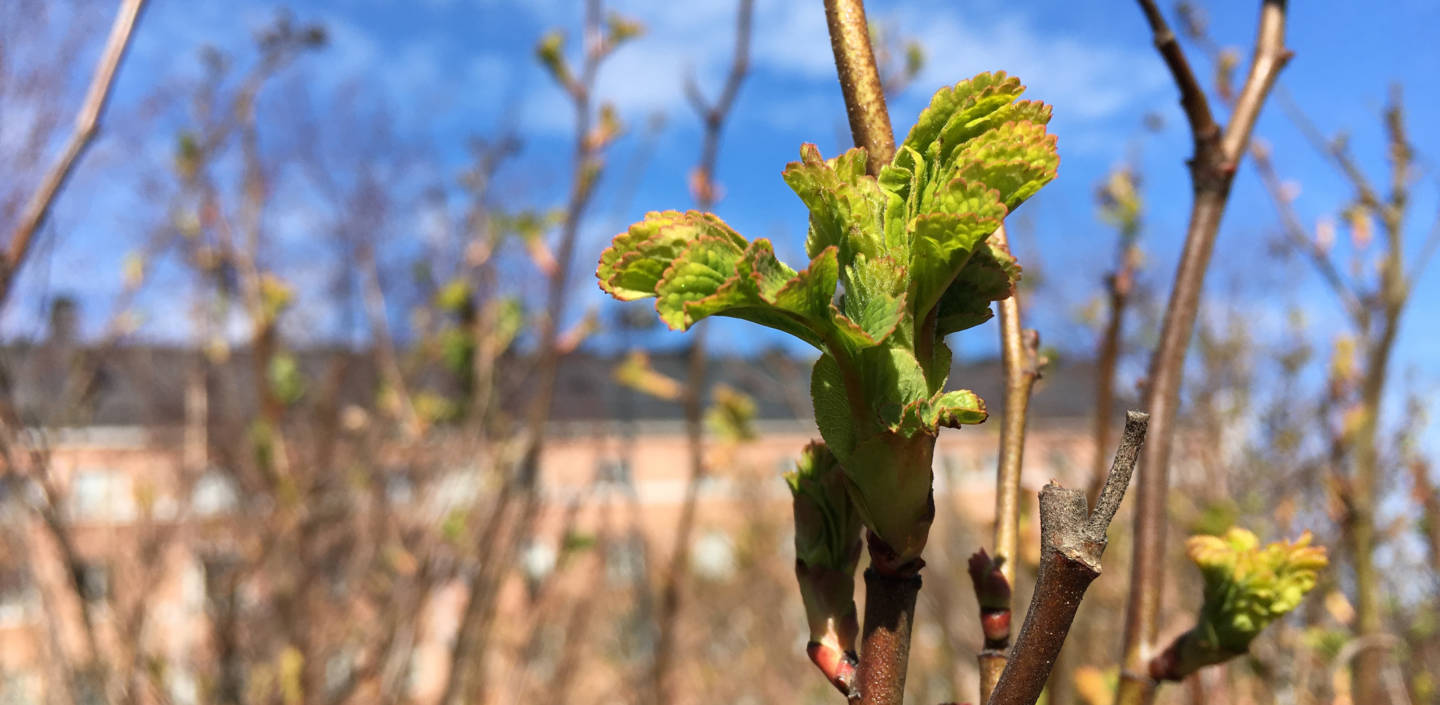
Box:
(1249, 144), (1366, 321)
(1117, 5), (1289, 705)
(986, 412), (1149, 705)
(822, 0), (895, 174)
(817, 3), (922, 702)
(858, 534), (922, 705)
(976, 223), (1042, 703)
(516, 0), (607, 490)
(650, 3), (753, 704)
(1087, 246), (1136, 505)
(1134, 0), (1219, 158)
(1, 0), (148, 305)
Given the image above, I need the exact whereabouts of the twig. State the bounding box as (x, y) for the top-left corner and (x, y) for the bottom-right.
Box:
(1117, 5), (1289, 704)
(1249, 144), (1366, 321)
(975, 223), (1042, 703)
(822, 0), (895, 174)
(985, 412), (1149, 705)
(516, 0), (608, 488)
(2, 0), (148, 305)
(650, 3), (753, 704)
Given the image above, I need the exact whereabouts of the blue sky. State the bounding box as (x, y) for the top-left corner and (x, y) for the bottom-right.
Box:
(9, 0), (1440, 426)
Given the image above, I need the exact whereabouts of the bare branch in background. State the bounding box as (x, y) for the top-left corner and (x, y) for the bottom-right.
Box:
(1, 0), (148, 306)
(1117, 4), (1290, 704)
(974, 225), (1044, 703)
(650, 2), (754, 704)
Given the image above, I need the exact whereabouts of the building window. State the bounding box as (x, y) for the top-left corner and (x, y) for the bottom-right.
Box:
(191, 470), (239, 517)
(68, 469), (136, 522)
(72, 562), (109, 603)
(597, 458), (632, 488)
(0, 568), (31, 625)
(606, 535), (646, 586)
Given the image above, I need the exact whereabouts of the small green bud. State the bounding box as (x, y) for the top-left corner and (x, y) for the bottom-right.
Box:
(786, 442), (862, 696)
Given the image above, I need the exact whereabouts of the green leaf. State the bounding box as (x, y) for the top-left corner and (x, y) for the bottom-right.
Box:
(859, 346), (930, 432)
(936, 99), (1052, 164)
(785, 442), (863, 571)
(951, 120), (1059, 211)
(895, 388), (987, 436)
(654, 235), (747, 328)
(907, 179), (1006, 320)
(902, 71), (1025, 159)
(597, 210), (745, 300)
(599, 211), (842, 349)
(811, 354), (856, 459)
(932, 389), (988, 427)
(935, 239), (1020, 337)
(832, 254), (908, 350)
(783, 144), (889, 266)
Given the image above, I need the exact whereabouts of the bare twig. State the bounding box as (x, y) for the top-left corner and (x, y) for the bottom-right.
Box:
(1250, 144), (1366, 321)
(516, 0), (610, 489)
(650, 3), (753, 704)
(986, 412), (1149, 705)
(822, 0), (895, 174)
(1117, 5), (1289, 704)
(2, 0), (148, 304)
(975, 223), (1042, 703)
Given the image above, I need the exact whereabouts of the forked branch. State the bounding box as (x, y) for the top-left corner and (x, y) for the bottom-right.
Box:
(1118, 3), (1289, 704)
(986, 411), (1149, 705)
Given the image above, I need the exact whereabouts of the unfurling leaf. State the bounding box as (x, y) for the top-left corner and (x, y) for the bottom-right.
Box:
(1152, 528), (1328, 680)
(786, 442), (863, 694)
(597, 71), (1060, 566)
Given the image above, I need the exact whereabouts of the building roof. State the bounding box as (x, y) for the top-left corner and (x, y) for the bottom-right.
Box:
(0, 340), (1128, 428)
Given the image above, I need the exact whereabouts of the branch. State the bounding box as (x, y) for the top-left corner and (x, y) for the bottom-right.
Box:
(516, 0), (608, 489)
(651, 3), (753, 704)
(986, 412), (1149, 705)
(859, 534), (922, 705)
(1117, 4), (1288, 704)
(1249, 143), (1366, 322)
(976, 225), (1043, 703)
(1, 0), (148, 305)
(822, 0), (895, 174)
(1135, 0), (1219, 157)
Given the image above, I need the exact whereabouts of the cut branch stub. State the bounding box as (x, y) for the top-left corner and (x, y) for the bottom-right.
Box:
(985, 411), (1149, 705)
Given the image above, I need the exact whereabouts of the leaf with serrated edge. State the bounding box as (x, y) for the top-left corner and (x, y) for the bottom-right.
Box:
(811, 354), (856, 459)
(654, 236), (745, 329)
(936, 239), (1018, 337)
(902, 72), (1024, 157)
(598, 211), (746, 300)
(950, 121), (1059, 210)
(933, 389), (987, 427)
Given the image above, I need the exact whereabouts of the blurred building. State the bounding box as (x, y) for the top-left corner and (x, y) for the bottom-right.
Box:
(0, 331), (1146, 704)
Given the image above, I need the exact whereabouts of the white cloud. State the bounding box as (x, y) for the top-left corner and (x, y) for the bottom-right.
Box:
(502, 0), (1168, 136)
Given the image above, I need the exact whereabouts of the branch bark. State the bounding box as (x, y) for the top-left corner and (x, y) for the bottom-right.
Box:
(986, 411), (1149, 705)
(975, 223), (1042, 703)
(822, 0), (895, 174)
(858, 534), (922, 705)
(1117, 5), (1289, 705)
(1, 0), (148, 305)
